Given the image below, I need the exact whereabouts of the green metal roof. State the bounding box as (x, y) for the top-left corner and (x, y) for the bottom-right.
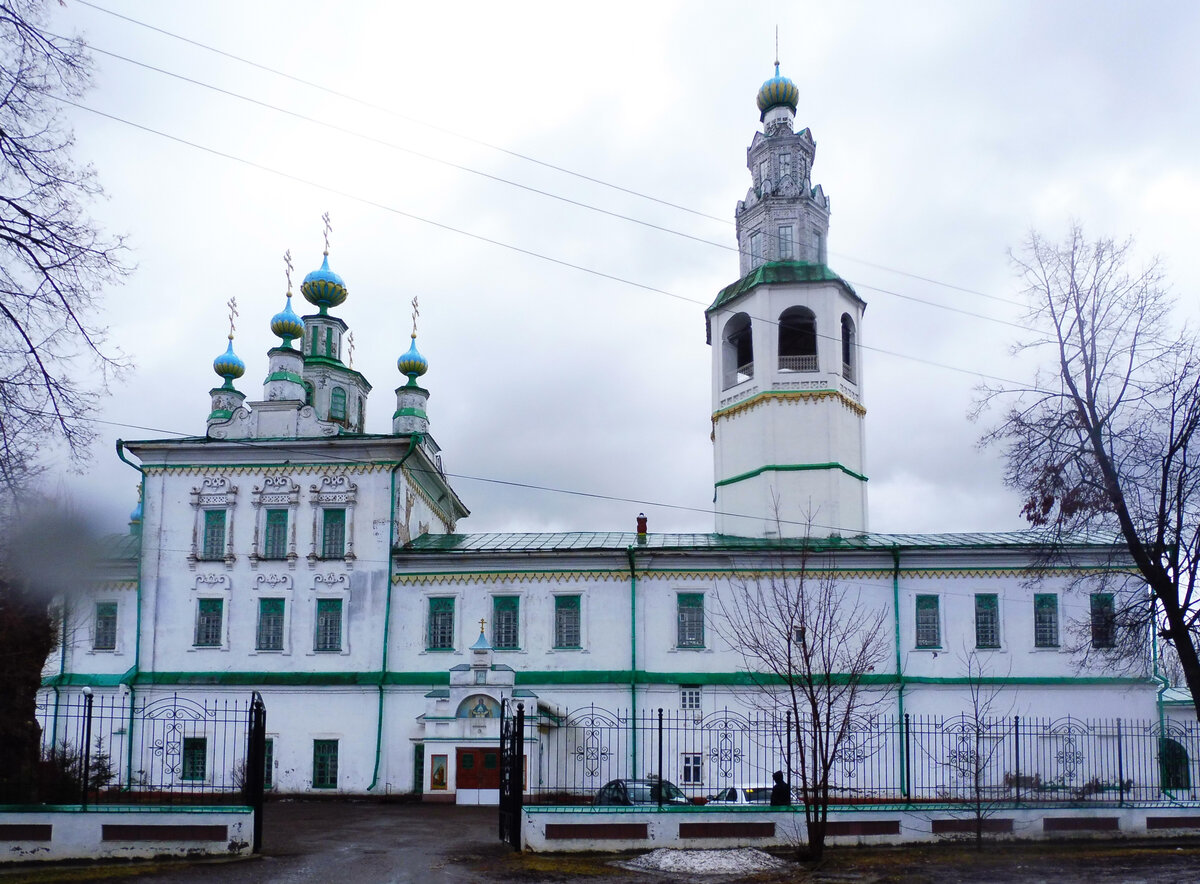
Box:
(706, 261), (859, 316)
(401, 530), (1114, 555)
(98, 532), (141, 561)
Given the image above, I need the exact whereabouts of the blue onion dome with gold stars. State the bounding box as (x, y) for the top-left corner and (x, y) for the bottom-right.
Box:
(301, 252), (348, 314)
(270, 294), (304, 346)
(756, 63), (799, 119)
(397, 333), (428, 385)
(213, 337), (245, 388)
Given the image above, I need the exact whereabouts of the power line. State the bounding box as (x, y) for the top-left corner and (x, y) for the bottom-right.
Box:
(74, 0), (1022, 311)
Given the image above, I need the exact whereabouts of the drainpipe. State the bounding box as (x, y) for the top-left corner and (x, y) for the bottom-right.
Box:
(50, 603), (70, 748)
(891, 547), (907, 797)
(368, 433), (422, 792)
(626, 545), (639, 778)
(115, 440), (144, 788)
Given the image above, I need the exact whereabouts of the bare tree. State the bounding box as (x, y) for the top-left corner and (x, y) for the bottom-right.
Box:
(0, 0), (130, 498)
(712, 532), (890, 861)
(977, 226), (1200, 720)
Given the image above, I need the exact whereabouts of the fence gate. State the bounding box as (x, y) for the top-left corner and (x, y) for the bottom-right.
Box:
(245, 692), (267, 853)
(498, 699), (524, 851)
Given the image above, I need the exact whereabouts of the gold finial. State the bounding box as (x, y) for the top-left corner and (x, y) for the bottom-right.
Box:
(321, 211), (332, 255)
(479, 617), (486, 633)
(284, 249), (294, 295)
(226, 296), (239, 340)
(774, 26), (780, 74)
(410, 295), (420, 339)
(346, 330), (355, 368)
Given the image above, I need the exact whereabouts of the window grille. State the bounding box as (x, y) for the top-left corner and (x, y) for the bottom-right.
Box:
(974, 594), (1000, 648)
(264, 738), (275, 789)
(1034, 594), (1059, 648)
(257, 598), (284, 651)
(264, 509), (288, 559)
(322, 509), (346, 559)
(428, 597), (454, 650)
(554, 595), (581, 648)
(315, 598), (342, 652)
(493, 596), (519, 650)
(682, 753), (703, 785)
(680, 686), (702, 711)
(202, 509), (225, 560)
(313, 739), (338, 789)
(677, 593), (704, 648)
(94, 602), (117, 650)
(915, 595), (940, 649)
(182, 737), (207, 781)
(194, 598), (223, 647)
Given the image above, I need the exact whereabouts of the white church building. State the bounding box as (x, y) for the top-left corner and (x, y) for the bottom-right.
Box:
(43, 65), (1164, 801)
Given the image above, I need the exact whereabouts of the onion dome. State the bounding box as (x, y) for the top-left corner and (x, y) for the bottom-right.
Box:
(397, 333), (428, 384)
(756, 63), (799, 119)
(129, 498), (143, 525)
(213, 337), (245, 388)
(301, 252), (348, 314)
(270, 294), (304, 346)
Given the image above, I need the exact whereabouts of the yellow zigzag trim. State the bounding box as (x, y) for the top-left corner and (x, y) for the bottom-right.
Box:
(712, 390), (866, 425)
(394, 570), (627, 586)
(400, 463), (455, 533)
(143, 462), (392, 477)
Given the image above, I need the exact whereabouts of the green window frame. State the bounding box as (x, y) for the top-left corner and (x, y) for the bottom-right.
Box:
(194, 598), (223, 647)
(492, 596), (519, 650)
(264, 509), (288, 559)
(321, 508), (346, 559)
(1034, 594), (1059, 648)
(1090, 593), (1116, 649)
(324, 327), (334, 358)
(974, 594), (1000, 649)
(202, 509), (226, 560)
(330, 386), (347, 421)
(428, 597), (454, 651)
(313, 739), (338, 789)
(315, 598), (343, 652)
(256, 598), (285, 651)
(553, 595), (581, 649)
(915, 595), (940, 649)
(94, 602), (117, 651)
(677, 593), (705, 649)
(181, 737), (207, 781)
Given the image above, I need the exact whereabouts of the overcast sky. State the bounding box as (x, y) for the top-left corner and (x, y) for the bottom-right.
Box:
(39, 0), (1200, 539)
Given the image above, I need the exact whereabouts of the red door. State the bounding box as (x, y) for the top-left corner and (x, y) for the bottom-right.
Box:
(456, 748), (500, 789)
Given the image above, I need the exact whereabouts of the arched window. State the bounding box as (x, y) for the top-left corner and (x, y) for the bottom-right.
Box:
(722, 313), (754, 389)
(330, 386), (347, 422)
(779, 307), (817, 372)
(1160, 737), (1191, 790)
(303, 381), (314, 407)
(841, 314), (856, 384)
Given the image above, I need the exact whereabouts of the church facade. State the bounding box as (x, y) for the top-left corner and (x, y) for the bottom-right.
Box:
(43, 65), (1160, 801)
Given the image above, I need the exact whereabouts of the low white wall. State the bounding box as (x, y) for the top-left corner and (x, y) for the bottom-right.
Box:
(522, 805), (1200, 852)
(0, 806), (254, 863)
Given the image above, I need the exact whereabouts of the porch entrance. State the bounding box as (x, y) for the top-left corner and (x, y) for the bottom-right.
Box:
(456, 747), (500, 805)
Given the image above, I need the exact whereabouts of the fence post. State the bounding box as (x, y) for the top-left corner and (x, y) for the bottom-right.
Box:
(80, 687), (94, 810)
(1116, 718), (1125, 806)
(657, 708), (664, 808)
(1013, 716), (1021, 804)
(785, 709), (792, 790)
(903, 713), (911, 800)
(246, 692), (267, 853)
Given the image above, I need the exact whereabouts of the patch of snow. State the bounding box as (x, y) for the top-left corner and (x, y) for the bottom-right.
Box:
(618, 847), (788, 874)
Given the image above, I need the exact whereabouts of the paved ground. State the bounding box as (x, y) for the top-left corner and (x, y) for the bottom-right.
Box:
(4, 801), (1200, 883)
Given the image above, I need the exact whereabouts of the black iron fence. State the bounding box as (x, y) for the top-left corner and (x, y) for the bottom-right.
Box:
(526, 706), (1200, 806)
(35, 690), (264, 807)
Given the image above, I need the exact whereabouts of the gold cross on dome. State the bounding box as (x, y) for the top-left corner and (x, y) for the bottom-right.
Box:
(321, 212), (332, 254)
(346, 331), (355, 368)
(226, 296), (239, 339)
(411, 295), (420, 338)
(479, 618), (486, 634)
(284, 249), (293, 295)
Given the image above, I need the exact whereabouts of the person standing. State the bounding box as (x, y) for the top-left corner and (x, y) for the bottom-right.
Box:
(770, 770), (790, 806)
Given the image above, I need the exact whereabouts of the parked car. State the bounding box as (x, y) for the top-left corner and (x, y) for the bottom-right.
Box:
(706, 785), (774, 805)
(593, 778), (690, 806)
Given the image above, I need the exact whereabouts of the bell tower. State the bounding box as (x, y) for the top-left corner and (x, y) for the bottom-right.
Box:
(707, 63), (868, 539)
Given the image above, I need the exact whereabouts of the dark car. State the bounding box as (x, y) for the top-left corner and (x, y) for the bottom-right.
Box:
(593, 778), (690, 806)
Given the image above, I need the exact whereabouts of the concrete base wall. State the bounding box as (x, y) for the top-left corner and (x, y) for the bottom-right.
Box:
(0, 807), (254, 863)
(522, 806), (1200, 852)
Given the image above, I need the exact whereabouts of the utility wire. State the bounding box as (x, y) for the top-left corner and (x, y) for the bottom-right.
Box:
(73, 0), (1022, 311)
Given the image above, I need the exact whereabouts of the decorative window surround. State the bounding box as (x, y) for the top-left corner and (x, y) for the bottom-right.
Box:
(187, 477), (238, 570)
(249, 476), (300, 570)
(308, 476), (357, 569)
(249, 574), (294, 656)
(307, 572), (350, 656)
(190, 574), (232, 651)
